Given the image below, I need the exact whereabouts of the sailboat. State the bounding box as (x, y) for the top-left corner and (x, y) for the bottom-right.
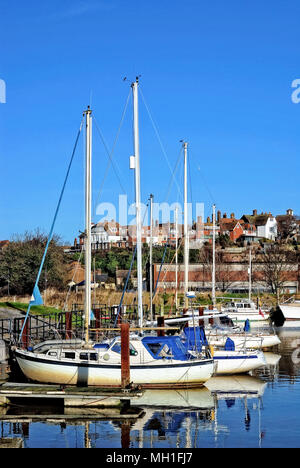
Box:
(14, 79), (215, 388)
(148, 145), (268, 374)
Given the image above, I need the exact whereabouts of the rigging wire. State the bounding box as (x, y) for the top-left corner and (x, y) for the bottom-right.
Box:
(92, 89), (131, 215)
(139, 86), (182, 198)
(18, 117), (84, 342)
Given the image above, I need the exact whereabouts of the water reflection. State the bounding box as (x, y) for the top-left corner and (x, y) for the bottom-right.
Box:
(1, 333), (300, 448)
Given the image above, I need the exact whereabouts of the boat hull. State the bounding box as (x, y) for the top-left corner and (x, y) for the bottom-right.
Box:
(213, 350), (266, 375)
(15, 349), (214, 388)
(207, 333), (280, 350)
(225, 313), (270, 328)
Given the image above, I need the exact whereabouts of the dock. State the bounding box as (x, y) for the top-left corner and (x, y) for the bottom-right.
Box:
(0, 382), (144, 421)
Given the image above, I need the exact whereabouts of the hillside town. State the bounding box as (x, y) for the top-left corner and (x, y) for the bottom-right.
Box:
(2, 208), (297, 299)
(69, 208), (298, 251)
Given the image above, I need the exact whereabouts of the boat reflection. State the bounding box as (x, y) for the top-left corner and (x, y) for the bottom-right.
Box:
(125, 375), (267, 448)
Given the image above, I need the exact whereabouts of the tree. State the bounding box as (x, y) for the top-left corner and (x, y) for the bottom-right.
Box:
(0, 230), (68, 296)
(259, 245), (298, 298)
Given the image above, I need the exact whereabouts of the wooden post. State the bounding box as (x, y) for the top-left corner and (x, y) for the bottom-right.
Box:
(208, 305), (214, 325)
(121, 323), (130, 389)
(199, 307), (204, 327)
(65, 311), (72, 340)
(157, 316), (165, 337)
(21, 319), (29, 350)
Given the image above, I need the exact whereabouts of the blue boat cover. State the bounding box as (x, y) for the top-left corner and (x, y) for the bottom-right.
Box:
(244, 319), (251, 332)
(182, 326), (208, 352)
(224, 337), (235, 351)
(142, 335), (191, 361)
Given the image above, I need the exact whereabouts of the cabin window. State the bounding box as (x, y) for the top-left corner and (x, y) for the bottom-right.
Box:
(80, 353), (89, 361)
(147, 342), (163, 355)
(89, 353), (98, 361)
(48, 351), (57, 357)
(64, 352), (75, 359)
(111, 342), (121, 354)
(111, 342), (138, 356)
(130, 345), (138, 356)
(158, 344), (172, 358)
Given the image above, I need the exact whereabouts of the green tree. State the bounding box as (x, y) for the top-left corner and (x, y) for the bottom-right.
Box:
(0, 230), (68, 295)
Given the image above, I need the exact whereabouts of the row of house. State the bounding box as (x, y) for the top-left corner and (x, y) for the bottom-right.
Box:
(71, 208), (299, 251)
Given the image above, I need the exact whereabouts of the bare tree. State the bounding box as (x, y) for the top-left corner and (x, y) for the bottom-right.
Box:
(259, 246), (298, 298)
(199, 246), (235, 292)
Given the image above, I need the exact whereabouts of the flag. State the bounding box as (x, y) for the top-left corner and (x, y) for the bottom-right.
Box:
(259, 307), (264, 318)
(30, 285), (44, 306)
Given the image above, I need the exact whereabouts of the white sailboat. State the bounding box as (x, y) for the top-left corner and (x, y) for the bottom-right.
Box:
(152, 145), (268, 374)
(14, 80), (214, 388)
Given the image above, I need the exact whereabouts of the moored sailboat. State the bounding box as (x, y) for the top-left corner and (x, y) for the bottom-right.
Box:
(14, 79), (214, 388)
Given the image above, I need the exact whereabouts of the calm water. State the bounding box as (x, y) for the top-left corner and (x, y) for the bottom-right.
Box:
(1, 330), (300, 448)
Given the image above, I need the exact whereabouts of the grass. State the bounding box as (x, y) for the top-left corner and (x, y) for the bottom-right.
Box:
(0, 301), (62, 316)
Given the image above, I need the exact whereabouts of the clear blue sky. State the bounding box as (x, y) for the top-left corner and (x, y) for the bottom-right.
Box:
(1, 0), (300, 243)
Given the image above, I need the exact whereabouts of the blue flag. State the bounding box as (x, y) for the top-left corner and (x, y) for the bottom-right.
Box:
(30, 285), (44, 306)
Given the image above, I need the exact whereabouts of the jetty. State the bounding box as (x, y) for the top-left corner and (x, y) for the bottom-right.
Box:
(0, 382), (144, 421)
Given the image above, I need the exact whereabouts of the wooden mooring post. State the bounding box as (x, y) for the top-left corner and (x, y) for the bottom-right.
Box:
(121, 323), (130, 389)
(199, 307), (204, 327)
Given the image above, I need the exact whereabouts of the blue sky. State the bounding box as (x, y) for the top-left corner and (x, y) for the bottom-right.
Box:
(1, 0), (300, 243)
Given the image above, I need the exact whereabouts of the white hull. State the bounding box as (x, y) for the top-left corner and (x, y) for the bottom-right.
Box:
(15, 349), (214, 388)
(207, 333), (280, 350)
(225, 312), (270, 327)
(213, 350), (266, 375)
(275, 305), (300, 328)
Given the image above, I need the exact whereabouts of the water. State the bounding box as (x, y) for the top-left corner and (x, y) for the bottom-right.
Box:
(1, 330), (300, 448)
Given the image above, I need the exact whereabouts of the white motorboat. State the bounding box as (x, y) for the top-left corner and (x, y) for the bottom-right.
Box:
(220, 299), (270, 327)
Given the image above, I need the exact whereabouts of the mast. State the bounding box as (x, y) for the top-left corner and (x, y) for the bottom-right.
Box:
(84, 106), (92, 343)
(212, 204), (216, 307)
(132, 78), (143, 328)
(249, 245), (252, 302)
(175, 205), (178, 309)
(183, 142), (189, 308)
(149, 193), (154, 321)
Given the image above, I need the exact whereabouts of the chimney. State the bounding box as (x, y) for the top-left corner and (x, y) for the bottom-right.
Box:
(230, 213), (235, 219)
(207, 216), (211, 223)
(253, 209), (257, 216)
(223, 213), (227, 219)
(217, 210), (221, 223)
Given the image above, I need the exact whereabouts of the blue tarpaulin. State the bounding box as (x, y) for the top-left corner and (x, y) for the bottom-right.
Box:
(183, 326), (208, 352)
(142, 336), (191, 361)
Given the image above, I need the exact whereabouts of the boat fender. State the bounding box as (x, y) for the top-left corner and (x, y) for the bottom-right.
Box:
(209, 345), (214, 357)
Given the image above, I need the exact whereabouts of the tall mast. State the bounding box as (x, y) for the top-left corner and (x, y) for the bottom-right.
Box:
(249, 245), (252, 302)
(212, 204), (216, 307)
(149, 194), (154, 321)
(175, 205), (178, 309)
(183, 142), (189, 308)
(132, 78), (143, 328)
(84, 106), (92, 342)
